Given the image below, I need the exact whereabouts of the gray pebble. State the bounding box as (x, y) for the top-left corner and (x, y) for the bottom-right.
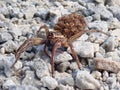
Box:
(102, 36), (117, 52)
(56, 62), (71, 72)
(55, 52), (73, 63)
(2, 40), (18, 53)
(0, 32), (13, 43)
(41, 76), (58, 90)
(75, 70), (100, 90)
(0, 54), (15, 77)
(33, 58), (50, 79)
(71, 41), (94, 58)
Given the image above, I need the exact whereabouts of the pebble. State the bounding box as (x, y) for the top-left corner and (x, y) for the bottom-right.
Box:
(94, 4), (113, 20)
(57, 84), (74, 90)
(14, 60), (22, 70)
(105, 51), (120, 61)
(22, 71), (41, 87)
(93, 0), (105, 4)
(41, 76), (58, 90)
(71, 41), (94, 58)
(0, 32), (13, 43)
(91, 71), (102, 80)
(58, 75), (74, 86)
(102, 36), (117, 52)
(88, 21), (108, 32)
(75, 70), (100, 90)
(55, 51), (73, 63)
(3, 79), (16, 90)
(56, 61), (71, 72)
(2, 40), (18, 53)
(0, 54), (15, 77)
(23, 6), (37, 19)
(106, 77), (117, 89)
(102, 71), (109, 81)
(9, 85), (39, 90)
(33, 58), (50, 79)
(94, 58), (120, 73)
(108, 6), (120, 21)
(111, 29), (120, 41)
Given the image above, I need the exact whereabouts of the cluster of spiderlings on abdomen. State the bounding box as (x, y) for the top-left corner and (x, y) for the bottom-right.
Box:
(54, 13), (86, 39)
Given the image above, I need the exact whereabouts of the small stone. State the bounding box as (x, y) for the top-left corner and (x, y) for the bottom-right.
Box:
(91, 71), (102, 80)
(0, 32), (13, 43)
(107, 0), (120, 6)
(9, 26), (22, 37)
(108, 18), (120, 29)
(55, 52), (73, 63)
(111, 29), (120, 41)
(58, 75), (74, 86)
(93, 43), (99, 52)
(34, 8), (49, 20)
(105, 51), (120, 61)
(70, 62), (79, 70)
(94, 4), (113, 20)
(102, 71), (109, 81)
(57, 84), (74, 90)
(75, 70), (100, 90)
(102, 36), (117, 52)
(117, 71), (120, 83)
(96, 52), (104, 58)
(33, 58), (50, 79)
(2, 40), (18, 53)
(108, 6), (120, 21)
(14, 60), (22, 70)
(3, 79), (16, 90)
(22, 71), (41, 87)
(92, 13), (101, 20)
(41, 76), (58, 90)
(94, 58), (120, 73)
(54, 72), (72, 80)
(56, 62), (71, 72)
(106, 77), (116, 89)
(0, 54), (15, 77)
(71, 41), (94, 58)
(0, 47), (5, 54)
(88, 21), (108, 32)
(23, 6), (37, 19)
(93, 0), (105, 4)
(9, 85), (39, 90)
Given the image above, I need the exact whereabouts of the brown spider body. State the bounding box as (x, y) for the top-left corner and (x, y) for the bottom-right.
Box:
(12, 13), (110, 77)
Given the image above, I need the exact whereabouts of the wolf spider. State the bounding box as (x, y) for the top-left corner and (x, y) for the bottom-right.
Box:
(12, 13), (109, 77)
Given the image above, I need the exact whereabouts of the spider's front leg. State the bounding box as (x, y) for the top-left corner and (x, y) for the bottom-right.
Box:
(51, 40), (62, 77)
(12, 38), (45, 68)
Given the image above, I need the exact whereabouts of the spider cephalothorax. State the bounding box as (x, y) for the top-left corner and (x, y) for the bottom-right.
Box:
(12, 13), (109, 77)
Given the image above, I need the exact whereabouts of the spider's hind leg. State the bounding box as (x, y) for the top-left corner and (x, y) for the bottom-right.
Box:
(68, 43), (82, 69)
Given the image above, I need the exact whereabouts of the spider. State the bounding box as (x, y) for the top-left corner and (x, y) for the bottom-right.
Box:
(12, 13), (109, 77)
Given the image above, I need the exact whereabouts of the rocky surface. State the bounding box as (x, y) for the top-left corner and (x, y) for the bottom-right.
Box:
(0, 0), (120, 90)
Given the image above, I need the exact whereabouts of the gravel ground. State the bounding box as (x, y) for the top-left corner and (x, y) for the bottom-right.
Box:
(0, 0), (120, 90)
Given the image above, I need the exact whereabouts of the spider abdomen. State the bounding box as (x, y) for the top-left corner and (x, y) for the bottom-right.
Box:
(54, 13), (86, 39)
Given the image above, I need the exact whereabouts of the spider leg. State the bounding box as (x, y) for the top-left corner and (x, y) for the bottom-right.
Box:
(68, 43), (82, 69)
(68, 30), (110, 43)
(12, 38), (45, 68)
(43, 43), (51, 58)
(68, 31), (85, 43)
(84, 29), (110, 36)
(51, 41), (61, 77)
(36, 25), (49, 37)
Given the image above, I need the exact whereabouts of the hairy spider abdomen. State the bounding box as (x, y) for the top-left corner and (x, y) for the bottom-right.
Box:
(54, 13), (86, 39)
